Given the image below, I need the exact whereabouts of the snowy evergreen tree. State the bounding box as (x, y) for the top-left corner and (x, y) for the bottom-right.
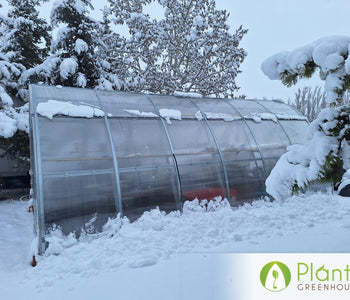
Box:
(1, 0), (50, 100)
(2, 0), (50, 70)
(108, 0), (247, 97)
(0, 0), (48, 163)
(22, 0), (121, 90)
(261, 36), (350, 199)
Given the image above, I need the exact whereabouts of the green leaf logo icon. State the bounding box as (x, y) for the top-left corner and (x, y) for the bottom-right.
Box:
(260, 261), (291, 292)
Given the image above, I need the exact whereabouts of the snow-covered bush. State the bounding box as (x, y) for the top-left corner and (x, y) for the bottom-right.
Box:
(262, 36), (350, 199)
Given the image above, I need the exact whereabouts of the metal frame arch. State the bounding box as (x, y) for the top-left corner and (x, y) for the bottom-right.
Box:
(188, 99), (231, 201)
(30, 85), (47, 255)
(252, 100), (293, 146)
(224, 99), (269, 178)
(94, 91), (123, 216)
(145, 95), (183, 212)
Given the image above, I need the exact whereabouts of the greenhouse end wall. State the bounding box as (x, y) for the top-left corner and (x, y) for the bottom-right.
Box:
(29, 85), (309, 254)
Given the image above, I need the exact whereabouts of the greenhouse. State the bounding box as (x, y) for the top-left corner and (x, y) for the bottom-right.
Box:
(29, 85), (309, 254)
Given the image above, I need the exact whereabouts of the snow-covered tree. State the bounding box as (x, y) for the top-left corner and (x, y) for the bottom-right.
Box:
(0, 74), (29, 162)
(108, 0), (247, 97)
(1, 0), (50, 100)
(94, 6), (124, 90)
(2, 0), (50, 70)
(0, 0), (48, 162)
(261, 36), (350, 199)
(22, 0), (121, 90)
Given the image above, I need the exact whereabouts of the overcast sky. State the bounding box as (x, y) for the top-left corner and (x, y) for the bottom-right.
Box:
(2, 0), (350, 101)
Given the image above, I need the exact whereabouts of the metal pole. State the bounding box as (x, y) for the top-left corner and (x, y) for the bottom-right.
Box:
(94, 91), (123, 216)
(224, 99), (269, 179)
(30, 85), (46, 255)
(188, 99), (231, 202)
(145, 95), (183, 212)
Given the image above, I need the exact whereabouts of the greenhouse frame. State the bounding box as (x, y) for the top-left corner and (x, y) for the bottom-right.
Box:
(29, 85), (309, 254)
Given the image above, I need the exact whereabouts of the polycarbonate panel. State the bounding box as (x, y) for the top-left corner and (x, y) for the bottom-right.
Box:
(97, 91), (157, 117)
(110, 117), (179, 217)
(258, 100), (302, 116)
(165, 119), (227, 201)
(178, 162), (227, 201)
(279, 120), (310, 144)
(229, 99), (269, 116)
(119, 166), (179, 220)
(206, 120), (259, 157)
(43, 173), (117, 234)
(149, 95), (199, 119)
(192, 98), (241, 119)
(110, 118), (174, 168)
(206, 119), (265, 202)
(39, 117), (114, 173)
(32, 85), (100, 106)
(245, 120), (290, 158)
(225, 159), (266, 203)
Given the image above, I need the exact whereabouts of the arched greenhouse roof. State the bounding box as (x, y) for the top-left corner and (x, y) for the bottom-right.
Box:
(29, 85), (309, 254)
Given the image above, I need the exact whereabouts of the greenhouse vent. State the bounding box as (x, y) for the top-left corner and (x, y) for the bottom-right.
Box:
(29, 85), (309, 254)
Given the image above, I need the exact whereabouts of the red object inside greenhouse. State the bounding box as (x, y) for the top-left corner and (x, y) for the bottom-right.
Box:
(184, 188), (237, 201)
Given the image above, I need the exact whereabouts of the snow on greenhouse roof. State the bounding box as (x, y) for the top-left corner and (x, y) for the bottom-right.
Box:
(124, 109), (157, 118)
(37, 100), (104, 119)
(31, 85), (306, 122)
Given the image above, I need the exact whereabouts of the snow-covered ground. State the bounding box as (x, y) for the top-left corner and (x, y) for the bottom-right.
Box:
(2, 192), (350, 300)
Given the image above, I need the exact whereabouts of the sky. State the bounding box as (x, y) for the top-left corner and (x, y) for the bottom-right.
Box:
(2, 0), (350, 101)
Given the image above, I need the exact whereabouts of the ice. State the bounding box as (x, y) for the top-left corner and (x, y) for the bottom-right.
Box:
(159, 108), (181, 124)
(37, 100), (104, 119)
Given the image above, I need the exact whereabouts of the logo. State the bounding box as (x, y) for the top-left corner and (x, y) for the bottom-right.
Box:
(260, 261), (291, 292)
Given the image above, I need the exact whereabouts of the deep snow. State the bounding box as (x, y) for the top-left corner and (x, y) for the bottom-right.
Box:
(1, 192), (350, 299)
